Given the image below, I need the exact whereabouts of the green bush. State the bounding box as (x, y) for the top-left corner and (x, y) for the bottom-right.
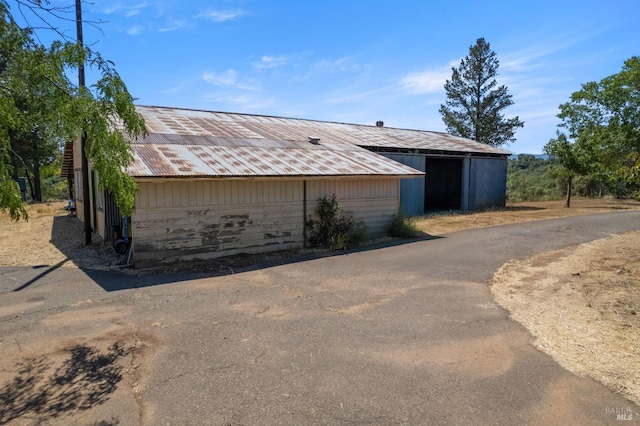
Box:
(306, 194), (368, 250)
(41, 175), (68, 201)
(386, 209), (420, 238)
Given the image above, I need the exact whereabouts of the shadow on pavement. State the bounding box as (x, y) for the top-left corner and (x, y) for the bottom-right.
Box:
(0, 342), (130, 424)
(48, 215), (441, 292)
(86, 232), (443, 292)
(11, 259), (70, 292)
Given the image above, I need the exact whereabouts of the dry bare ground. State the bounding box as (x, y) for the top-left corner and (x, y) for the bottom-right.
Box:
(1, 197), (640, 406)
(0, 201), (120, 270)
(491, 232), (640, 406)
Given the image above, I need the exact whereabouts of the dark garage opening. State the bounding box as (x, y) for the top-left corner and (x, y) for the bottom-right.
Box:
(424, 158), (462, 211)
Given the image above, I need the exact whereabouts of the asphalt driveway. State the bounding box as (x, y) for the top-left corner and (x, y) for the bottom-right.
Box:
(1, 211), (639, 425)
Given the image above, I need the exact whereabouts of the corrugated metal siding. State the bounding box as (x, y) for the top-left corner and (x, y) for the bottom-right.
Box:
(469, 158), (508, 210)
(378, 153), (426, 216)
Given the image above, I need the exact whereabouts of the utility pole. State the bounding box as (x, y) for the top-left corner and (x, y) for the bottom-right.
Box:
(76, 0), (91, 245)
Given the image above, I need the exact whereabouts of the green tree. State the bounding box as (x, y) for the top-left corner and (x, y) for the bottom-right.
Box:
(439, 38), (524, 147)
(506, 155), (560, 202)
(544, 133), (595, 207)
(0, 1), (146, 220)
(547, 56), (640, 201)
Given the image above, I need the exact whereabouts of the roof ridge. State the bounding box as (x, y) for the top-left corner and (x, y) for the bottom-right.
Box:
(136, 104), (424, 132)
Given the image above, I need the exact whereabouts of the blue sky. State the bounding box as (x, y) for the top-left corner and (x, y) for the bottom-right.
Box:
(13, 0), (640, 154)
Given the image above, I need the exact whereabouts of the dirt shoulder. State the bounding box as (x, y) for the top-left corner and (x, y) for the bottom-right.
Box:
(2, 198), (638, 270)
(415, 198), (640, 235)
(491, 232), (640, 406)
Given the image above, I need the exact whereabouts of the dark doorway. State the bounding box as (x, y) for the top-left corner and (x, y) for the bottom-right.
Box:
(424, 158), (462, 211)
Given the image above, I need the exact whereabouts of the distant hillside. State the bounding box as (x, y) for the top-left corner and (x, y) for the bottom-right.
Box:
(510, 154), (550, 160)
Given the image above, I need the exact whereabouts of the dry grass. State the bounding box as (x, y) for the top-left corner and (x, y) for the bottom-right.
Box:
(0, 201), (119, 269)
(415, 198), (640, 235)
(491, 233), (640, 405)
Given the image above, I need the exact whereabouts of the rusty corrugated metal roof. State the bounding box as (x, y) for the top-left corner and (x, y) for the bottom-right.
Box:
(128, 106), (506, 178)
(129, 106), (424, 178)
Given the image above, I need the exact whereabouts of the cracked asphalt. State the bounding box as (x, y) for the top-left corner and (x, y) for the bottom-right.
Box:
(1, 211), (639, 425)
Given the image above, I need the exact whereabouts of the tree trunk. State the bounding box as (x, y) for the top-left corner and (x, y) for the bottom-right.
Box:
(24, 165), (34, 201)
(9, 151), (19, 181)
(33, 164), (42, 202)
(32, 136), (42, 202)
(565, 176), (572, 208)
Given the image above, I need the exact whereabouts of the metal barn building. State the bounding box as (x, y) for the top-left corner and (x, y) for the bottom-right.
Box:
(63, 106), (509, 267)
(356, 124), (511, 215)
(65, 106), (423, 267)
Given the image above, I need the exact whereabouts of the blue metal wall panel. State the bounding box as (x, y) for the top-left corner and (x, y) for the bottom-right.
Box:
(469, 158), (507, 210)
(380, 154), (425, 216)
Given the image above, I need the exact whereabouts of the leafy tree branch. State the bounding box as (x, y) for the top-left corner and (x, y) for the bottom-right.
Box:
(545, 56), (640, 204)
(0, 1), (146, 220)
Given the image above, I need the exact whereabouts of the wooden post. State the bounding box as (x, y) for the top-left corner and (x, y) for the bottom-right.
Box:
(76, 0), (91, 244)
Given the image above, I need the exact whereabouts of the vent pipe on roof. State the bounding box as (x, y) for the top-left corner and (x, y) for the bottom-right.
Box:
(308, 136), (320, 145)
(376, 121), (384, 127)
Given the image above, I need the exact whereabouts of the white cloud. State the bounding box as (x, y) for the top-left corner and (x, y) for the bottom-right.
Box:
(201, 70), (259, 91)
(253, 55), (287, 70)
(314, 57), (363, 73)
(202, 93), (274, 111)
(159, 20), (188, 32)
(202, 70), (238, 86)
(500, 34), (590, 73)
(324, 88), (385, 105)
(399, 61), (457, 95)
(103, 2), (149, 17)
(126, 24), (145, 35)
(196, 10), (245, 22)
(159, 83), (187, 94)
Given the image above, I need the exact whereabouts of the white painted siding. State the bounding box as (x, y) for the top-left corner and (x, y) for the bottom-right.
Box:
(133, 180), (303, 267)
(132, 178), (400, 267)
(307, 179), (399, 236)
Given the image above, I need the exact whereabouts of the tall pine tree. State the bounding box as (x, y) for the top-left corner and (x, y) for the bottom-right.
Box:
(439, 38), (523, 147)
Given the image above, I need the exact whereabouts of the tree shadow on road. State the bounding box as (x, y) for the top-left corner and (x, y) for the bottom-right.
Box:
(0, 342), (131, 424)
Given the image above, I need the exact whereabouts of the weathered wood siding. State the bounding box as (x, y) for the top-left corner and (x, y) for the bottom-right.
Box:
(132, 178), (399, 267)
(132, 180), (303, 267)
(306, 179), (399, 237)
